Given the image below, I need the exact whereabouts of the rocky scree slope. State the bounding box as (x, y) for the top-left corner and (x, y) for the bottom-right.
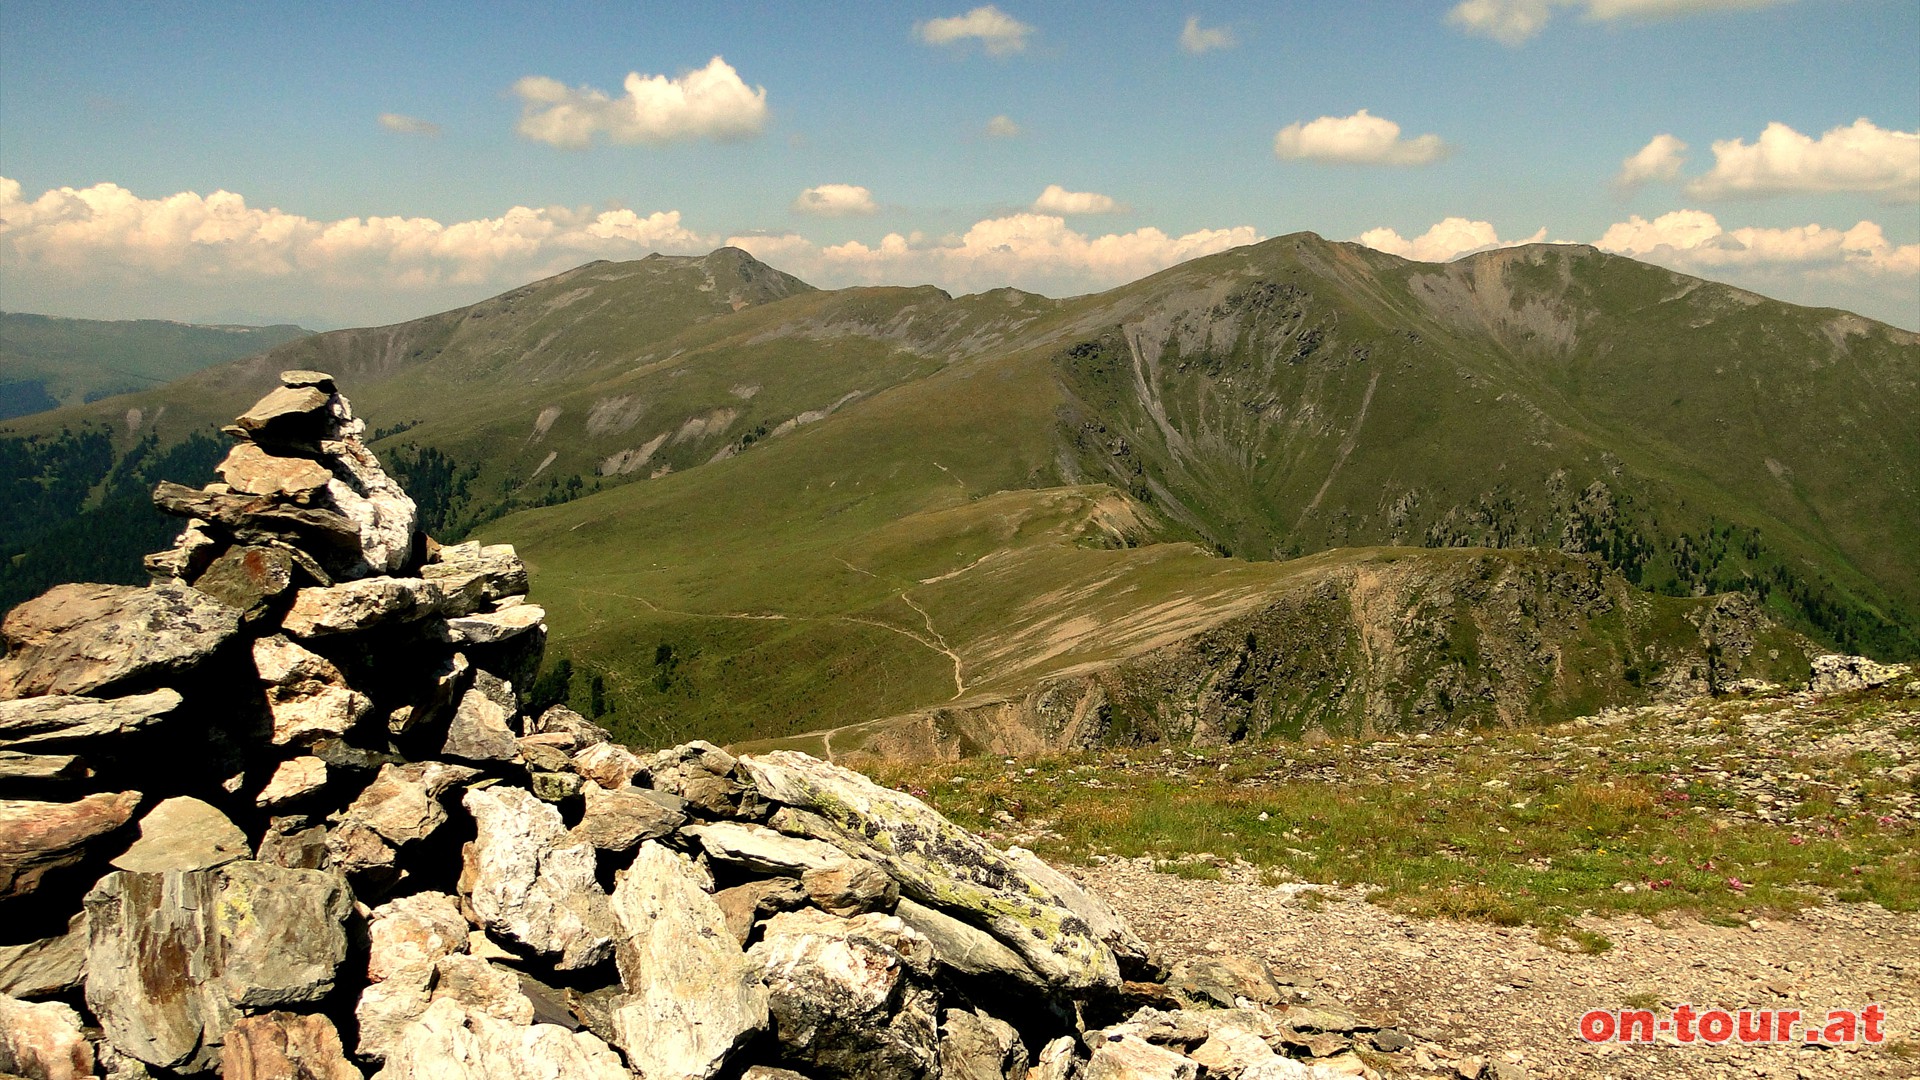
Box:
(0, 376), (1387, 1078)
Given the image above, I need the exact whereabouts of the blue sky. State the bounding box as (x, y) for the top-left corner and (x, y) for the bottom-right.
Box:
(2, 1), (1915, 328)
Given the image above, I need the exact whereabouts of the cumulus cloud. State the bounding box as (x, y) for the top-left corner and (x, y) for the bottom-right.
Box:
(0, 177), (713, 303)
(1596, 209), (1919, 274)
(1355, 218), (1549, 262)
(917, 6), (1034, 56)
(378, 113), (441, 137)
(1179, 16), (1236, 54)
(511, 57), (768, 148)
(1031, 185), (1122, 215)
(729, 213), (1259, 296)
(1449, 0), (1792, 45)
(983, 115), (1023, 138)
(1616, 133), (1688, 190)
(1274, 109), (1449, 166)
(1687, 119), (1920, 201)
(792, 184), (879, 217)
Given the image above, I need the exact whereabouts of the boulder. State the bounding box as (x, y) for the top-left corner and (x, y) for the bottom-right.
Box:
(608, 842), (768, 1080)
(216, 443), (334, 498)
(571, 741), (642, 789)
(219, 1012), (362, 1080)
(444, 604), (546, 646)
(941, 1008), (1026, 1080)
(280, 578), (440, 638)
(0, 689), (181, 749)
(0, 994), (94, 1080)
(443, 679), (520, 764)
(0, 790), (142, 900)
(647, 740), (756, 816)
(892, 898), (1044, 989)
(0, 912), (88, 999)
(0, 583), (239, 698)
(315, 435), (417, 577)
(253, 636), (373, 745)
(84, 862), (352, 1071)
(234, 385), (331, 444)
(684, 821), (850, 875)
(1168, 956), (1283, 1009)
(461, 787), (615, 970)
(1810, 653), (1910, 694)
(712, 878), (808, 945)
(1083, 1036), (1198, 1080)
(747, 909), (940, 1080)
(371, 997), (630, 1080)
(110, 796), (250, 874)
(1003, 845), (1157, 977)
(527, 704), (608, 751)
(422, 543), (530, 617)
(743, 752), (1120, 991)
(356, 893), (470, 1061)
(257, 757), (329, 808)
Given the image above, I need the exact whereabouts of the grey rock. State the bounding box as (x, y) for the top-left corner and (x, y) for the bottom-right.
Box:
(1168, 956), (1283, 1008)
(0, 689), (180, 749)
(1003, 845), (1157, 977)
(0, 912), (88, 999)
(892, 898), (1044, 989)
(684, 821), (850, 874)
(356, 892), (471, 1061)
(423, 543), (529, 617)
(647, 740), (755, 816)
(941, 1008), (1027, 1080)
(743, 751), (1120, 991)
(527, 704), (609, 751)
(712, 877), (808, 944)
(1030, 1036), (1079, 1080)
(803, 861), (899, 918)
(572, 741), (643, 790)
(0, 583), (239, 698)
(219, 1011), (362, 1080)
(0, 790), (142, 900)
(462, 786), (615, 970)
(279, 369), (336, 390)
(1810, 653), (1910, 694)
(256, 819), (332, 871)
(1188, 1026), (1279, 1077)
(0, 750), (87, 781)
(443, 683), (520, 763)
(281, 577), (440, 637)
(0, 994), (94, 1080)
(190, 543), (296, 617)
(234, 385), (332, 443)
(327, 762), (477, 874)
(1083, 1036), (1197, 1080)
(371, 997), (630, 1080)
(747, 909), (939, 1080)
(84, 862), (351, 1071)
(316, 434), (417, 577)
(216, 443), (334, 498)
(110, 796), (250, 873)
(445, 604), (546, 646)
(432, 954), (533, 1026)
(609, 841), (768, 1080)
(254, 633), (374, 747)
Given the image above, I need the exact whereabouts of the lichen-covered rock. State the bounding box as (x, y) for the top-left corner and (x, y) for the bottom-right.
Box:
(743, 752), (1120, 991)
(747, 909), (940, 1080)
(110, 796), (250, 874)
(1810, 653), (1910, 694)
(0, 912), (88, 999)
(1168, 956), (1283, 1009)
(220, 1011), (362, 1080)
(0, 790), (142, 900)
(0, 583), (239, 698)
(254, 636), (373, 745)
(609, 841), (768, 1080)
(371, 997), (630, 1080)
(0, 994), (94, 1080)
(684, 821), (850, 874)
(192, 544), (297, 617)
(0, 689), (181, 749)
(461, 787), (614, 970)
(84, 862), (352, 1071)
(1003, 845), (1157, 977)
(526, 704), (609, 751)
(892, 898), (1044, 989)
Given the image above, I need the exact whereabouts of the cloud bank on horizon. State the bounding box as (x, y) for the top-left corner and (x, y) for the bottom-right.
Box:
(0, 2), (1914, 328)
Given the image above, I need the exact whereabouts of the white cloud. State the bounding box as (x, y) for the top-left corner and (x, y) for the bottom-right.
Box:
(1449, 0), (1792, 45)
(511, 57), (768, 148)
(1355, 218), (1549, 262)
(0, 177), (713, 302)
(917, 6), (1034, 56)
(792, 184), (879, 217)
(1596, 209), (1919, 274)
(1273, 109), (1449, 167)
(1616, 133), (1688, 189)
(729, 213), (1259, 296)
(983, 115), (1023, 138)
(1031, 185), (1122, 215)
(1687, 119), (1920, 201)
(378, 113), (441, 137)
(1179, 16), (1236, 54)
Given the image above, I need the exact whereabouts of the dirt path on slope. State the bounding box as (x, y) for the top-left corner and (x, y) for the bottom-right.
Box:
(1073, 858), (1919, 1080)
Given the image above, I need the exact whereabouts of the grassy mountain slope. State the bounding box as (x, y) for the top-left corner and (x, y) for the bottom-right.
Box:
(0, 312), (310, 419)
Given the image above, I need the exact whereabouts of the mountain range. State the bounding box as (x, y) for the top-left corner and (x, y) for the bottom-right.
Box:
(2, 237), (1913, 755)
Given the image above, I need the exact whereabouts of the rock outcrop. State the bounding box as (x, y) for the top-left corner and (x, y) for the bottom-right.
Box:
(0, 374), (1374, 1079)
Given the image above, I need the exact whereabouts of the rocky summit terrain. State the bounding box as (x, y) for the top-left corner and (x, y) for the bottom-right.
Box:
(0, 377), (1399, 1078)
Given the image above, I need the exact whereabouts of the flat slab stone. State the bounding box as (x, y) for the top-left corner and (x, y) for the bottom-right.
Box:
(281, 578), (440, 637)
(0, 583), (239, 698)
(0, 912), (88, 999)
(0, 689), (181, 749)
(0, 790), (142, 900)
(217, 443), (335, 498)
(445, 603), (546, 645)
(111, 796), (250, 873)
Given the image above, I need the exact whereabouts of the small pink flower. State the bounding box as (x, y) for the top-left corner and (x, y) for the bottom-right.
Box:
(1789, 835), (1805, 845)
(1879, 816), (1897, 827)
(1726, 877), (1747, 891)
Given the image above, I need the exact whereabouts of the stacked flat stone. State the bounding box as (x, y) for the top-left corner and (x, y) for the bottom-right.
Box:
(0, 376), (1383, 1080)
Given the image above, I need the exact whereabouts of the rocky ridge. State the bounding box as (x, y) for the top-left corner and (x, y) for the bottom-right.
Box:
(0, 375), (1386, 1078)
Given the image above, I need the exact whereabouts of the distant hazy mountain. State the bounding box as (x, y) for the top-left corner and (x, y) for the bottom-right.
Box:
(2, 240), (1911, 752)
(0, 311), (311, 419)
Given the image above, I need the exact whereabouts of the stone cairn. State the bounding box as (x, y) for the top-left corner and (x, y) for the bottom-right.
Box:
(0, 373), (1390, 1079)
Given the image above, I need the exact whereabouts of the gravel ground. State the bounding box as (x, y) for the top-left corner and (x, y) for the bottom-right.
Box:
(1074, 858), (1919, 1079)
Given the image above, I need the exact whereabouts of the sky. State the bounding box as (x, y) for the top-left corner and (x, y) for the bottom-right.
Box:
(1, 1), (1915, 330)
